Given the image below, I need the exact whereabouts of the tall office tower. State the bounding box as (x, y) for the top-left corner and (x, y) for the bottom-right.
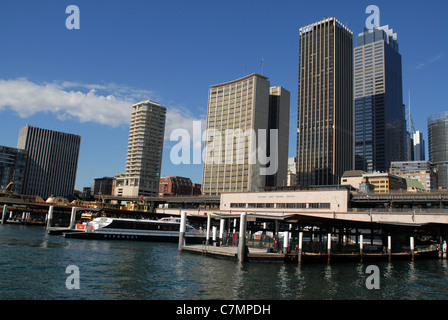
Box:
(428, 112), (448, 189)
(17, 125), (81, 199)
(354, 25), (406, 173)
(114, 100), (166, 197)
(202, 73), (290, 195)
(0, 145), (27, 194)
(413, 131), (425, 161)
(297, 17), (353, 187)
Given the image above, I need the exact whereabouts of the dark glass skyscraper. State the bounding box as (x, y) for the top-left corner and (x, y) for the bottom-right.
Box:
(428, 112), (448, 189)
(354, 26), (406, 173)
(296, 17), (353, 186)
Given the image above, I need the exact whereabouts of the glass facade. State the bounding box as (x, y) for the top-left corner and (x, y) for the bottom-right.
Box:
(0, 146), (27, 194)
(354, 26), (405, 173)
(428, 112), (448, 189)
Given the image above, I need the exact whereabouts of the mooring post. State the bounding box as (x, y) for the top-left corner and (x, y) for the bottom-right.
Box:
(212, 226), (217, 246)
(69, 207), (77, 229)
(206, 214), (211, 245)
(237, 212), (247, 262)
(219, 218), (225, 245)
(359, 234), (364, 262)
(388, 235), (392, 262)
(327, 233), (332, 264)
(1, 204), (7, 225)
(443, 240), (447, 259)
(410, 236), (415, 261)
(298, 231), (303, 265)
(46, 206), (54, 229)
(178, 211), (187, 251)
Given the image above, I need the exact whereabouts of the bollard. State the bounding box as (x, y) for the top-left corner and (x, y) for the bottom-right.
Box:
(298, 232), (303, 265)
(237, 212), (247, 262)
(1, 205), (7, 225)
(178, 211), (187, 251)
(46, 206), (54, 229)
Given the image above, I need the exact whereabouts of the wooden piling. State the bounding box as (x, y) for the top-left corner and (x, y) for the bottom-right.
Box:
(327, 233), (331, 264)
(410, 236), (415, 261)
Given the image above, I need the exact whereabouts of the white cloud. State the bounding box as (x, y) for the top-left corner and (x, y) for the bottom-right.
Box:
(0, 78), (206, 139)
(415, 53), (444, 70)
(0, 78), (135, 127)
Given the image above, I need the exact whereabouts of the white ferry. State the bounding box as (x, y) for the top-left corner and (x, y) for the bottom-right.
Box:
(63, 216), (206, 244)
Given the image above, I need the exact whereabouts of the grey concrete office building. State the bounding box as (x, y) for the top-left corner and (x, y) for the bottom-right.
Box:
(354, 26), (406, 173)
(428, 112), (448, 189)
(297, 17), (353, 186)
(17, 125), (81, 199)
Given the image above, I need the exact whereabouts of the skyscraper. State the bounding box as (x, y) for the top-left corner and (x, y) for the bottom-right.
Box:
(202, 73), (290, 195)
(296, 17), (353, 187)
(17, 125), (81, 199)
(413, 130), (425, 161)
(354, 25), (406, 172)
(428, 112), (448, 189)
(0, 145), (27, 194)
(114, 100), (166, 197)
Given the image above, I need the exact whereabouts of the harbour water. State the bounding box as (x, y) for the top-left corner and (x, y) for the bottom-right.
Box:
(1, 224), (448, 301)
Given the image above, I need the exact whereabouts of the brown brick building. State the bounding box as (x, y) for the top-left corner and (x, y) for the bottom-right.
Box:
(159, 176), (201, 196)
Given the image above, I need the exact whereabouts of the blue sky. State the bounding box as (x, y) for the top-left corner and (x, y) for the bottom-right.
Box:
(0, 0), (447, 191)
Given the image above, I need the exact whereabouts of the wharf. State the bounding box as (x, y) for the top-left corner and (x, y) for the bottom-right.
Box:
(182, 244), (286, 262)
(181, 244), (440, 263)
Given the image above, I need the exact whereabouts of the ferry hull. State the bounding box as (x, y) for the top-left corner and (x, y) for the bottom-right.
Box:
(63, 230), (205, 244)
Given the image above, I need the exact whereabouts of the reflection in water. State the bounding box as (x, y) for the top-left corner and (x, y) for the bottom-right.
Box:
(1, 225), (448, 300)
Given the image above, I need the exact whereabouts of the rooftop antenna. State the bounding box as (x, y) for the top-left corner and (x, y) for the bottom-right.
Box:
(260, 58), (264, 75)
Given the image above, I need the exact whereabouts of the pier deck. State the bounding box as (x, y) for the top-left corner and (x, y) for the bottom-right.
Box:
(182, 244), (286, 262)
(182, 245), (440, 263)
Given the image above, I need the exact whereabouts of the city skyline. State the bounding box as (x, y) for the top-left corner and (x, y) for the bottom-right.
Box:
(0, 0), (447, 191)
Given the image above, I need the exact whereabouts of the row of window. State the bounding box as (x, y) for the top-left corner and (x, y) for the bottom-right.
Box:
(229, 202), (331, 209)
